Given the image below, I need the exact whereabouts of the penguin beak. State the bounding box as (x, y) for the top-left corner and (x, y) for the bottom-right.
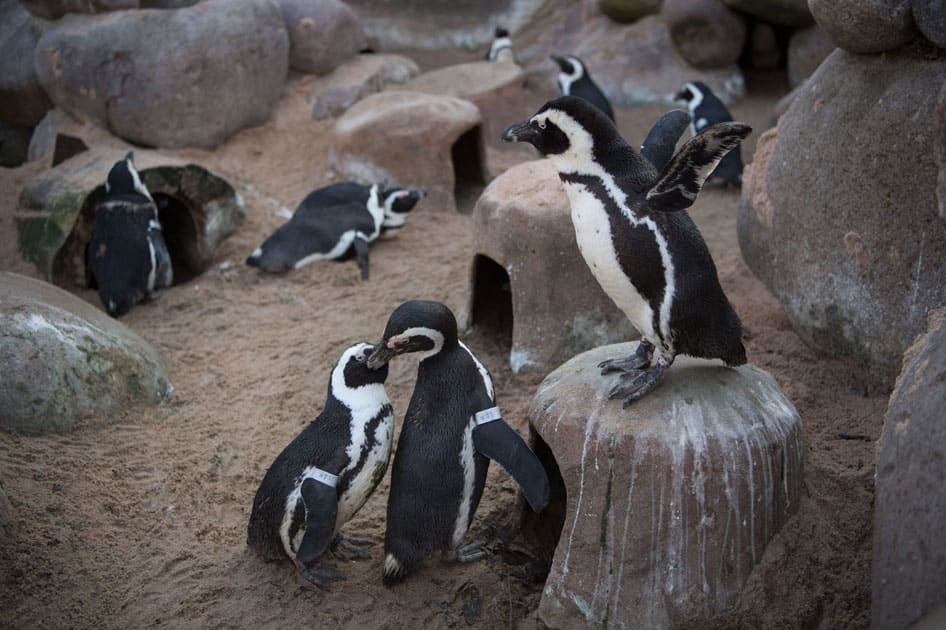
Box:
(502, 121), (538, 145)
(366, 345), (396, 370)
(550, 55), (567, 71)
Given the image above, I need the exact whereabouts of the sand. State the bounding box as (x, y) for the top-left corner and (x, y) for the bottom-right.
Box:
(0, 64), (885, 629)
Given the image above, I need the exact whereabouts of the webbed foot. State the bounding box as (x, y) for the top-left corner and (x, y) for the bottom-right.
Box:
(607, 362), (666, 407)
(295, 559), (345, 590)
(598, 340), (654, 375)
(330, 532), (373, 561)
(454, 538), (495, 564)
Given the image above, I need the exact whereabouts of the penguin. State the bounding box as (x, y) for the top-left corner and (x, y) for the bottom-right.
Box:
(674, 81), (745, 188)
(551, 54), (615, 123)
(502, 96), (750, 405)
(247, 341), (394, 589)
(245, 182), (426, 279)
(639, 109), (691, 172)
(86, 152), (173, 318)
(364, 300), (550, 585)
(486, 27), (515, 63)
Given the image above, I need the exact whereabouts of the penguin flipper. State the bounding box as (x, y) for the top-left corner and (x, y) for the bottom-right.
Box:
(640, 109), (690, 172)
(472, 418), (550, 512)
(645, 122), (751, 213)
(353, 233), (370, 281)
(295, 477), (338, 565)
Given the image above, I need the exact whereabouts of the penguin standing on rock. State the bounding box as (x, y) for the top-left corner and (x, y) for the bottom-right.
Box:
(86, 152), (173, 318)
(486, 27), (515, 63)
(675, 81), (745, 187)
(551, 55), (615, 122)
(247, 342), (394, 589)
(364, 300), (550, 585)
(502, 96), (750, 406)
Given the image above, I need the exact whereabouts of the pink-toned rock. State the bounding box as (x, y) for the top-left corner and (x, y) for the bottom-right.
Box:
(276, 0), (367, 75)
(663, 0), (747, 70)
(528, 342), (803, 628)
(310, 53), (419, 120)
(787, 24), (836, 87)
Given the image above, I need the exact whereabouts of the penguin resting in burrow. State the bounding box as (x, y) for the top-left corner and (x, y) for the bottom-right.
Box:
(551, 54), (615, 123)
(246, 182), (426, 279)
(86, 152), (173, 318)
(675, 81), (745, 188)
(486, 27), (515, 62)
(247, 342), (394, 589)
(364, 300), (550, 585)
(502, 96), (749, 406)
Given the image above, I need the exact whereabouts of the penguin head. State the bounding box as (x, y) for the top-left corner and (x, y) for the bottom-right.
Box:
(487, 27), (513, 61)
(366, 300), (458, 368)
(335, 341), (389, 389)
(674, 82), (708, 112)
(381, 187), (426, 231)
(551, 55), (583, 80)
(105, 152), (153, 202)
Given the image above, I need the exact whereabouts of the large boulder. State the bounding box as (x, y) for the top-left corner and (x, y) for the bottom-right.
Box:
(786, 24), (836, 88)
(464, 160), (634, 374)
(0, 0), (52, 128)
(598, 0), (661, 23)
(872, 308), (946, 629)
(311, 53), (419, 120)
(33, 0), (289, 149)
(0, 272), (173, 435)
(914, 0), (946, 49)
(938, 81), (946, 220)
(19, 0), (137, 19)
(528, 343), (803, 628)
(330, 90), (488, 213)
(276, 0), (367, 75)
(738, 46), (946, 388)
(663, 0), (747, 70)
(721, 0), (813, 26)
(808, 0), (918, 54)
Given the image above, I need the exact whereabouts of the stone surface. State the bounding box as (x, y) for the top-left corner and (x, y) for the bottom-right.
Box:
(33, 0), (289, 149)
(277, 0), (367, 75)
(738, 46), (946, 387)
(787, 24), (836, 88)
(809, 0), (917, 54)
(915, 0), (946, 49)
(311, 53), (419, 120)
(663, 0), (747, 70)
(0, 479), (13, 537)
(0, 272), (173, 435)
(464, 160), (634, 374)
(403, 60), (530, 145)
(0, 0), (52, 128)
(20, 0), (137, 19)
(330, 90), (487, 213)
(528, 342), (803, 628)
(16, 149), (245, 289)
(938, 81), (946, 220)
(748, 22), (781, 69)
(721, 0), (812, 26)
(872, 308), (946, 629)
(598, 0), (661, 22)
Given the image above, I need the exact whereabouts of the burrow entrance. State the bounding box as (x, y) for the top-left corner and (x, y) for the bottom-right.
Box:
(451, 125), (488, 214)
(468, 254), (513, 354)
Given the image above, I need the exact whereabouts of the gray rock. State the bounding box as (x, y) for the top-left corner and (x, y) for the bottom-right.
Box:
(0, 0), (52, 127)
(0, 122), (33, 168)
(33, 0), (289, 149)
(721, 0), (812, 26)
(15, 148), (245, 289)
(528, 343), (803, 628)
(277, 0), (367, 75)
(738, 46), (946, 388)
(787, 24), (836, 87)
(330, 90), (488, 213)
(809, 0), (917, 54)
(663, 0), (747, 70)
(598, 0), (661, 23)
(19, 0), (137, 20)
(310, 53), (419, 120)
(0, 478), (13, 537)
(0, 272), (173, 435)
(872, 308), (946, 629)
(464, 160), (634, 374)
(938, 81), (946, 220)
(914, 0), (946, 49)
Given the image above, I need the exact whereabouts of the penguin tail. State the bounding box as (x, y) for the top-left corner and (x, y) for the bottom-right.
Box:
(381, 553), (409, 586)
(246, 255), (260, 268)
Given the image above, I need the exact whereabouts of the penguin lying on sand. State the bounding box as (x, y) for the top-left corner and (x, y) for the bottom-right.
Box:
(247, 342), (393, 589)
(675, 81), (745, 188)
(246, 182), (426, 279)
(486, 27), (515, 63)
(551, 54), (615, 122)
(86, 152), (173, 318)
(365, 300), (550, 585)
(502, 96), (749, 406)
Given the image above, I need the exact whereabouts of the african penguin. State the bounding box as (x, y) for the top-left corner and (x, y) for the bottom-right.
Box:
(551, 54), (615, 122)
(675, 81), (745, 188)
(247, 342), (394, 589)
(486, 27), (515, 63)
(365, 300), (549, 585)
(86, 152), (173, 318)
(502, 96), (749, 406)
(245, 182), (426, 279)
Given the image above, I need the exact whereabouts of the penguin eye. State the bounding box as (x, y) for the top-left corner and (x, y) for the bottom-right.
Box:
(537, 120), (546, 130)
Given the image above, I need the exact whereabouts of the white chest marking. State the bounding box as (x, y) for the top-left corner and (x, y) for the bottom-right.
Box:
(293, 231), (358, 269)
(452, 419), (476, 548)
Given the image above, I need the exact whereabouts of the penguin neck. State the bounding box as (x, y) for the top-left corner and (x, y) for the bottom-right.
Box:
(365, 188), (385, 239)
(330, 365), (387, 413)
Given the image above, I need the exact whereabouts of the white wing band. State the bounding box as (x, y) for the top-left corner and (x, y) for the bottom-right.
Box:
(310, 468), (338, 488)
(473, 406), (502, 426)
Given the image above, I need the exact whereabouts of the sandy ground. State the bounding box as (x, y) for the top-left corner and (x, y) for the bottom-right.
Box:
(0, 62), (886, 629)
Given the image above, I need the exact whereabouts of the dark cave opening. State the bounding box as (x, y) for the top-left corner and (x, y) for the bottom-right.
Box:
(153, 193), (202, 285)
(469, 254), (513, 354)
(518, 428), (567, 584)
(451, 125), (487, 214)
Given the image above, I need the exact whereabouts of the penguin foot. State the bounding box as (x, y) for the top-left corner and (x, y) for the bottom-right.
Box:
(454, 538), (492, 564)
(295, 560), (345, 591)
(607, 363), (666, 407)
(598, 340), (653, 375)
(330, 533), (373, 561)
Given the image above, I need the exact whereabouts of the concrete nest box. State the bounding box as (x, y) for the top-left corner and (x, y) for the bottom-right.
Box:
(464, 160), (634, 374)
(15, 150), (245, 290)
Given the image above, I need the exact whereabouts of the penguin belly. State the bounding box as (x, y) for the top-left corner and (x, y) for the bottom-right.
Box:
(336, 408), (394, 527)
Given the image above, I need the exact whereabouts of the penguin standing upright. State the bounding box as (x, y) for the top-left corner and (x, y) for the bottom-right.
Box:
(502, 97), (750, 405)
(486, 27), (515, 63)
(675, 81), (745, 187)
(247, 342), (394, 589)
(364, 300), (549, 585)
(86, 152), (173, 318)
(551, 55), (615, 122)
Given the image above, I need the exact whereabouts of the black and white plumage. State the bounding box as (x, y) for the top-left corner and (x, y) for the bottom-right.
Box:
(551, 54), (615, 123)
(86, 152), (173, 318)
(486, 27), (515, 62)
(245, 182), (426, 279)
(675, 81), (745, 188)
(502, 96), (749, 405)
(247, 342), (393, 589)
(364, 300), (549, 585)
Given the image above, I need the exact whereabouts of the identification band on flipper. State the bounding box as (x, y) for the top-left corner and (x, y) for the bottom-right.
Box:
(473, 406), (503, 426)
(310, 468), (338, 488)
